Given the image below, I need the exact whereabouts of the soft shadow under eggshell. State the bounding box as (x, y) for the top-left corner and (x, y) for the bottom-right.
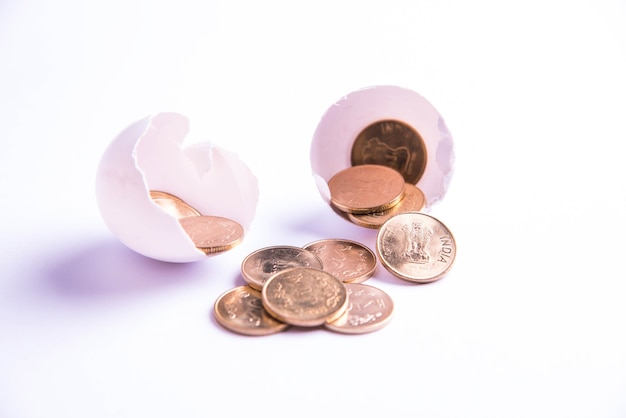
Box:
(95, 112), (259, 263)
(310, 85), (455, 209)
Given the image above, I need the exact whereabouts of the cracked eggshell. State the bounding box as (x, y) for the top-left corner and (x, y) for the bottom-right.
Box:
(310, 85), (455, 209)
(95, 112), (259, 263)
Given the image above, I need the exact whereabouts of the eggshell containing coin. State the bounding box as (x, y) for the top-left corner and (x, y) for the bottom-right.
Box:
(95, 112), (259, 263)
(310, 85), (455, 209)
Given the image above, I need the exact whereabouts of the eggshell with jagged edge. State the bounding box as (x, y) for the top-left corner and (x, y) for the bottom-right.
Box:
(96, 112), (259, 263)
(310, 85), (455, 210)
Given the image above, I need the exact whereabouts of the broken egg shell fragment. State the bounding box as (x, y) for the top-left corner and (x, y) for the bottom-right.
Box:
(95, 112), (259, 263)
(310, 85), (455, 209)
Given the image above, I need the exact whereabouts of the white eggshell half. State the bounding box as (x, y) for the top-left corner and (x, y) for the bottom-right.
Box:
(310, 85), (455, 209)
(96, 112), (259, 263)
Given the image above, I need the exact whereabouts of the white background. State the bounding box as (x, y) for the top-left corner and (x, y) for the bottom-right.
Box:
(1, 1), (625, 417)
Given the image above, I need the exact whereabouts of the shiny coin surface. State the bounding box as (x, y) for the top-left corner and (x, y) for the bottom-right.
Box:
(262, 267), (348, 327)
(241, 246), (324, 291)
(325, 283), (394, 334)
(376, 212), (456, 283)
(214, 286), (290, 336)
(178, 216), (244, 254)
(303, 239), (377, 284)
(150, 190), (202, 218)
(348, 183), (426, 229)
(328, 164), (406, 214)
(351, 119), (427, 184)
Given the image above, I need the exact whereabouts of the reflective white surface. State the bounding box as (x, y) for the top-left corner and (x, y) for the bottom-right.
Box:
(1, 1), (625, 417)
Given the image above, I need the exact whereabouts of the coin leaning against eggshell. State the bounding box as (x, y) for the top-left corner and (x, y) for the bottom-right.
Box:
(95, 112), (259, 262)
(347, 182), (426, 229)
(310, 85), (455, 210)
(327, 164), (406, 214)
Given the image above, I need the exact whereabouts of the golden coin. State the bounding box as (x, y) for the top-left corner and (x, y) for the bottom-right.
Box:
(325, 283), (394, 334)
(241, 246), (324, 291)
(214, 286), (289, 336)
(303, 238), (377, 284)
(178, 216), (244, 254)
(327, 164), (405, 214)
(348, 183), (426, 229)
(376, 212), (456, 283)
(351, 119), (427, 184)
(150, 190), (202, 218)
(262, 267), (348, 327)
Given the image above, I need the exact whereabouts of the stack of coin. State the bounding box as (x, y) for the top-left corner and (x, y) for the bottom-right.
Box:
(323, 163), (457, 284)
(326, 165), (426, 229)
(325, 126), (457, 282)
(322, 118), (430, 229)
(150, 190), (244, 255)
(213, 239), (394, 336)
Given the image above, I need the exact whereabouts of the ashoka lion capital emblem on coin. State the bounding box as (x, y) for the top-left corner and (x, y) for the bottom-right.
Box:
(359, 137), (410, 174)
(376, 212), (456, 283)
(351, 119), (427, 184)
(401, 221), (433, 263)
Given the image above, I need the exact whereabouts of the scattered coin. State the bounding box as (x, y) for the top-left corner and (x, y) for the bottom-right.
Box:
(178, 216), (244, 254)
(262, 267), (349, 327)
(214, 286), (290, 336)
(303, 238), (377, 284)
(241, 246), (324, 291)
(376, 212), (456, 283)
(213, 225), (455, 336)
(327, 164), (406, 214)
(150, 190), (201, 218)
(351, 119), (427, 184)
(347, 183), (426, 229)
(325, 283), (394, 334)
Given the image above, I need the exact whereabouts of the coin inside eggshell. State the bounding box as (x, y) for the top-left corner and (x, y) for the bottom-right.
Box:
(178, 216), (244, 254)
(310, 85), (455, 210)
(327, 165), (406, 214)
(149, 190), (202, 219)
(347, 183), (426, 229)
(351, 119), (427, 185)
(95, 112), (259, 263)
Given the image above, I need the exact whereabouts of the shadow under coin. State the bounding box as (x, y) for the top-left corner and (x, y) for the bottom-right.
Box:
(287, 206), (378, 246)
(44, 238), (207, 299)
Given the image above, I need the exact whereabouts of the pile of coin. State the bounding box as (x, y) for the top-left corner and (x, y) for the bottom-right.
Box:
(325, 164), (457, 284)
(327, 164), (427, 229)
(150, 190), (244, 254)
(213, 239), (394, 336)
